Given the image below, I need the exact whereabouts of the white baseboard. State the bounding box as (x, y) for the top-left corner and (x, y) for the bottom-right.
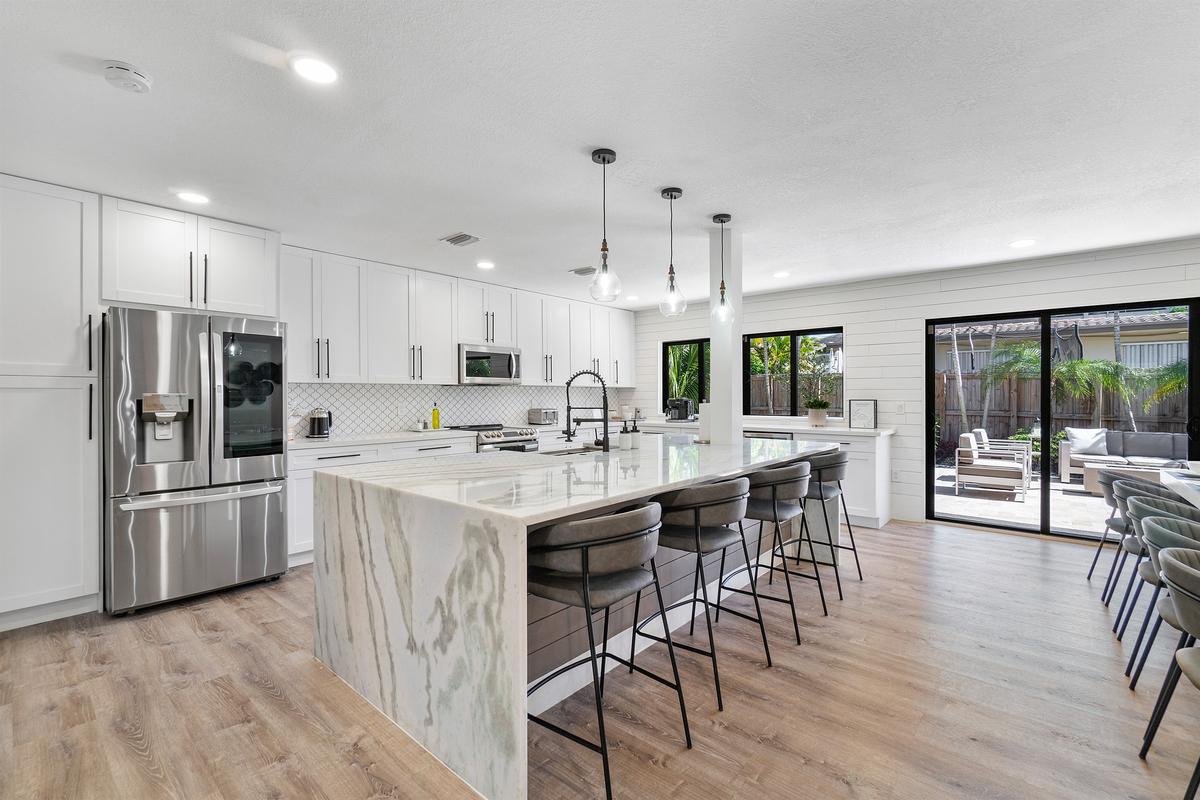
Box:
(0, 594), (101, 633)
(289, 549), (314, 568)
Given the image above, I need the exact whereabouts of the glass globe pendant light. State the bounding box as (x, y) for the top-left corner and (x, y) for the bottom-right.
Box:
(658, 187), (687, 316)
(712, 213), (734, 324)
(588, 148), (622, 302)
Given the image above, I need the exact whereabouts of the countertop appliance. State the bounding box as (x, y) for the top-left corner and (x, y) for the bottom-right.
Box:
(460, 343), (521, 385)
(527, 408), (559, 426)
(104, 307), (288, 613)
(451, 423), (539, 452)
(307, 408), (333, 438)
(666, 397), (696, 420)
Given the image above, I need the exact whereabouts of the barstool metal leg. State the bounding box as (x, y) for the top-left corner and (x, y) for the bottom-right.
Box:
(688, 560), (701, 637)
(1101, 536), (1124, 601)
(1114, 555), (1144, 634)
(715, 547), (728, 623)
(694, 548), (724, 711)
(771, 520), (803, 642)
(738, 525), (772, 667)
(1118, 578), (1145, 641)
(580, 577), (612, 799)
(800, 513), (829, 616)
(838, 481), (863, 581)
(1130, 614), (1164, 690)
(1141, 654), (1182, 759)
(1104, 549), (1129, 606)
(628, 588), (641, 675)
(649, 558), (692, 749)
(816, 483), (844, 600)
(1125, 585), (1161, 672)
(1087, 509), (1115, 579)
(1185, 752), (1200, 800)
(599, 606), (611, 697)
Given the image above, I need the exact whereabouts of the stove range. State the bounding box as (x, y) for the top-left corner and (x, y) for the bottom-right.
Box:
(449, 423), (539, 452)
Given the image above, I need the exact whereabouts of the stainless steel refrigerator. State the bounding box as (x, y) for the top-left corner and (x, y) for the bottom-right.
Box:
(104, 307), (288, 612)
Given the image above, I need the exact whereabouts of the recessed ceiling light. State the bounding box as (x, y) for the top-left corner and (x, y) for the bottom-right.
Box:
(1008, 239), (1036, 248)
(476, 261), (495, 270)
(176, 191), (209, 204)
(773, 271), (790, 278)
(625, 295), (639, 302)
(289, 55), (338, 85)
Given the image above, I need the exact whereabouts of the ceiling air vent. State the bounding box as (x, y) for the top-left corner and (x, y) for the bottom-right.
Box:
(439, 232), (480, 247)
(569, 266), (597, 277)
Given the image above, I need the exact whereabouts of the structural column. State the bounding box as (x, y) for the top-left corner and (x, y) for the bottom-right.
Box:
(708, 223), (743, 444)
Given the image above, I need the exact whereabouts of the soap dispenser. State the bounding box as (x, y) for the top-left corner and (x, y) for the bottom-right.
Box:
(630, 419), (641, 449)
(618, 420), (632, 450)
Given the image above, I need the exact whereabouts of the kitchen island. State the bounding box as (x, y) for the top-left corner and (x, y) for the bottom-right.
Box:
(312, 435), (837, 799)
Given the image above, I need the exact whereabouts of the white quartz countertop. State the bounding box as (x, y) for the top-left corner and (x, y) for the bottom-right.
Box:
(637, 417), (894, 437)
(316, 434), (838, 526)
(288, 428), (476, 451)
(1162, 470), (1200, 508)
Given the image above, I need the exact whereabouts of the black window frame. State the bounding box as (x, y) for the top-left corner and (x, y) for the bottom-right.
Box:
(661, 338), (710, 412)
(742, 326), (844, 417)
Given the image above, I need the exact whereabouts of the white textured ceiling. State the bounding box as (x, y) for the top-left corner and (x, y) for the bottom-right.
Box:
(2, 1), (1198, 307)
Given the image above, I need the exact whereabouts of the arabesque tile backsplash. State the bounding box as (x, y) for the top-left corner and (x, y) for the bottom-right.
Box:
(288, 382), (634, 437)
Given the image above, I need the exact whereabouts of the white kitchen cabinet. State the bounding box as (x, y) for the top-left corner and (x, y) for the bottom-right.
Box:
(197, 217), (279, 317)
(458, 279), (515, 345)
(102, 196), (278, 316)
(543, 296), (571, 386)
(609, 309), (635, 388)
(278, 247), (367, 383)
(569, 302), (593, 380)
(411, 272), (457, 383)
(280, 246), (319, 380)
(0, 176), (99, 377)
(0, 376), (99, 614)
(287, 470), (314, 556)
(366, 262), (414, 383)
(590, 305), (611, 383)
(516, 291), (546, 383)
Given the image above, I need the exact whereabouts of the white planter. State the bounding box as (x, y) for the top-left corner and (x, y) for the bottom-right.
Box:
(806, 408), (829, 427)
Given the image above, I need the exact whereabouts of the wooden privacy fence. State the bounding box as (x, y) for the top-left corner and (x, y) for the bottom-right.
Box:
(749, 374), (844, 416)
(934, 372), (1187, 444)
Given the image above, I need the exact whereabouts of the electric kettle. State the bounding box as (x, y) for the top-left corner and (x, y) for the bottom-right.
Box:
(307, 408), (333, 438)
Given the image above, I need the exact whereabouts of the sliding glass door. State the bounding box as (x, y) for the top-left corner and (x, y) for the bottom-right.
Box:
(927, 299), (1199, 538)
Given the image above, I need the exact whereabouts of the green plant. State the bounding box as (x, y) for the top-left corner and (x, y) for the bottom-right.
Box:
(1145, 359), (1188, 408)
(797, 336), (834, 408)
(1009, 427), (1069, 469)
(666, 343), (700, 404)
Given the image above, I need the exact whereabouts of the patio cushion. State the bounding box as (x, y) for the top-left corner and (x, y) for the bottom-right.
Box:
(1070, 453), (1129, 466)
(1122, 431), (1186, 460)
(1126, 456), (1181, 468)
(959, 460), (1023, 479)
(1066, 427), (1108, 456)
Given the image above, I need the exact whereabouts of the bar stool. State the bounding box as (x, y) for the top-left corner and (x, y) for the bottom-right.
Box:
(1130, 516), (1200, 690)
(796, 450), (863, 600)
(1139, 547), (1200, 800)
(632, 477), (763, 712)
(1089, 469), (1129, 583)
(1107, 480), (1181, 610)
(1112, 482), (1191, 634)
(1119, 497), (1200, 643)
(527, 503), (691, 800)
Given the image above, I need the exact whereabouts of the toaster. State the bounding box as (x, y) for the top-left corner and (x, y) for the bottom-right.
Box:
(527, 408), (559, 425)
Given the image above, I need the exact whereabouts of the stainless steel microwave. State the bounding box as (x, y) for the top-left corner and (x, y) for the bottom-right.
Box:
(459, 343), (522, 384)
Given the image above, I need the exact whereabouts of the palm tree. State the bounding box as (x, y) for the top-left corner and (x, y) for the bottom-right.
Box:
(1146, 359), (1188, 408)
(666, 344), (700, 404)
(949, 325), (968, 431)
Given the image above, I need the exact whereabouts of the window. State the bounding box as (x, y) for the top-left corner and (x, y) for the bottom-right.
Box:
(662, 339), (709, 411)
(743, 328), (843, 417)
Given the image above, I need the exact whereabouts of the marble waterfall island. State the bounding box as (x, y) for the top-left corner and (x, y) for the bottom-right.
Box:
(313, 435), (837, 799)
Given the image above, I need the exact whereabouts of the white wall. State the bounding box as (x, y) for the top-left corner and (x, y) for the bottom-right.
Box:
(632, 237), (1200, 521)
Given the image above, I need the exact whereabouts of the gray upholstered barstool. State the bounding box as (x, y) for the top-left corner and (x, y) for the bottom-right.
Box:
(1119, 497), (1200, 644)
(1108, 480), (1181, 612)
(1089, 469), (1129, 582)
(1130, 517), (1200, 689)
(796, 450), (863, 600)
(632, 477), (765, 712)
(1112, 485), (1194, 636)
(1140, 547), (1200, 799)
(527, 503), (691, 800)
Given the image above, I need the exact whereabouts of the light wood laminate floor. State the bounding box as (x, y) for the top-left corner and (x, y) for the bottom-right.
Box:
(2, 521), (1197, 799)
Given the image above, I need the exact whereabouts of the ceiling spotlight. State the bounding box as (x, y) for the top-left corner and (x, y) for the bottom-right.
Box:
(1008, 239), (1036, 248)
(773, 271), (790, 279)
(176, 191), (209, 204)
(289, 54), (338, 84)
(476, 261), (495, 270)
(625, 295), (639, 302)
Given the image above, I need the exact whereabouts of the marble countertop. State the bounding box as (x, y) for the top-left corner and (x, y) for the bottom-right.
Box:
(317, 434), (839, 526)
(637, 417), (895, 437)
(1162, 469), (1200, 507)
(288, 428), (476, 451)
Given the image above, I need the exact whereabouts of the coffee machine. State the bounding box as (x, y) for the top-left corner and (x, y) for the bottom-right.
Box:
(665, 398), (695, 420)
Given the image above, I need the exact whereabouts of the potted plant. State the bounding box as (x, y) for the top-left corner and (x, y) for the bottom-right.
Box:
(797, 337), (835, 426)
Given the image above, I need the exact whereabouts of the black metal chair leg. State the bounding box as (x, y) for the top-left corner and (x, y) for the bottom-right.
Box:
(1130, 614), (1163, 690)
(1101, 534), (1124, 600)
(649, 559), (692, 749)
(628, 588), (641, 675)
(800, 514), (829, 616)
(1087, 511), (1115, 579)
(599, 606), (611, 697)
(581, 594), (613, 799)
(772, 521), (802, 643)
(1126, 585), (1161, 675)
(738, 526), (772, 667)
(1114, 555), (1143, 633)
(754, 521), (766, 586)
(1105, 549), (1129, 607)
(694, 549), (724, 711)
(1141, 656), (1182, 759)
(816, 486), (844, 600)
(768, 519), (778, 586)
(1185, 751), (1200, 800)
(1118, 578), (1146, 641)
(715, 547), (728, 624)
(688, 560), (701, 637)
(838, 483), (863, 581)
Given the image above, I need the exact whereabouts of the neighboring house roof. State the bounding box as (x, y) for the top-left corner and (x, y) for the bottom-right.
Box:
(933, 311), (1188, 341)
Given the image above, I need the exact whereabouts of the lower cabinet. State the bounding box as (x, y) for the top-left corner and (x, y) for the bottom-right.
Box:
(0, 377), (99, 615)
(287, 471), (315, 556)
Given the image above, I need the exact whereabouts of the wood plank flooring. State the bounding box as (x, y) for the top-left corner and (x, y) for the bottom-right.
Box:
(2, 520), (1197, 799)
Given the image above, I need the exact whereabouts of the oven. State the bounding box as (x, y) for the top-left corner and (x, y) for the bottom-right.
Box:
(459, 343), (522, 384)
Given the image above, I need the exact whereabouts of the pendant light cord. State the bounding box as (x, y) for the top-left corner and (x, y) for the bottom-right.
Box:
(669, 196), (674, 267)
(602, 161), (606, 241)
(720, 220), (725, 281)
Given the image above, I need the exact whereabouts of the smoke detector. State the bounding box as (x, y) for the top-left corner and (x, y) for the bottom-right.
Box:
(103, 61), (153, 94)
(439, 232), (480, 247)
(569, 266), (597, 277)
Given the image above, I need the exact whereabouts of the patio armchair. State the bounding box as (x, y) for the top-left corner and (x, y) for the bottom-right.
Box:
(971, 428), (1033, 478)
(955, 433), (1030, 501)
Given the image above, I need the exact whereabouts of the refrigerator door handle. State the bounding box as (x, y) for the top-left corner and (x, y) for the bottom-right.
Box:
(199, 327), (213, 474)
(118, 482), (284, 512)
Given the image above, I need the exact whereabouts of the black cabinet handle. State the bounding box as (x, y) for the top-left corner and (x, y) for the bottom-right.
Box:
(88, 383), (93, 440)
(87, 314), (93, 372)
(203, 254), (209, 304)
(418, 444), (452, 452)
(189, 252), (194, 303)
(325, 338), (331, 379)
(317, 453), (361, 461)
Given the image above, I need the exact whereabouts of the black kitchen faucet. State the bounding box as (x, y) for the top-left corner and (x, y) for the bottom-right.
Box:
(562, 369), (610, 452)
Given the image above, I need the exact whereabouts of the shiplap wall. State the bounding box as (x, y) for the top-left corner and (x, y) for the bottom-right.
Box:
(631, 237), (1200, 521)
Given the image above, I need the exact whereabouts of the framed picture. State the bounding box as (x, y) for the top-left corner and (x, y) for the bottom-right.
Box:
(848, 399), (877, 429)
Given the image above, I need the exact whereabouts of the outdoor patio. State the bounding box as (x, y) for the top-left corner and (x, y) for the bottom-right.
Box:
(933, 466), (1109, 535)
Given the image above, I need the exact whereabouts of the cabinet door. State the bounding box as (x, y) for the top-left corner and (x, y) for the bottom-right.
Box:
(319, 254), (368, 382)
(101, 197), (196, 308)
(543, 297), (571, 386)
(279, 246), (321, 381)
(609, 309), (635, 387)
(488, 286), (517, 346)
(0, 377), (99, 613)
(457, 279), (488, 343)
(366, 262), (414, 382)
(0, 176), (99, 377)
(568, 302), (592, 379)
(515, 292), (545, 383)
(287, 470), (314, 556)
(411, 273), (457, 383)
(197, 217), (279, 317)
(590, 306), (611, 383)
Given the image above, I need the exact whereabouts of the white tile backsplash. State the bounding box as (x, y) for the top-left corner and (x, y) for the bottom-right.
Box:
(288, 382), (633, 437)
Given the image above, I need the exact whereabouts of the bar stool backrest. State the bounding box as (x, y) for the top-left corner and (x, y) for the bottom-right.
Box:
(1097, 470), (1123, 510)
(804, 450), (849, 483)
(657, 477), (750, 528)
(1160, 548), (1200, 638)
(748, 462), (811, 503)
(1126, 496), (1200, 542)
(1143, 517), (1200, 574)
(1113, 479), (1180, 520)
(528, 503), (661, 575)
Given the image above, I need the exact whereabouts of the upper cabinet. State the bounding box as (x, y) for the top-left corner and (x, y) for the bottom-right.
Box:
(366, 262), (414, 383)
(278, 246), (367, 383)
(458, 279), (515, 346)
(516, 292), (545, 384)
(411, 273), (457, 383)
(0, 175), (99, 377)
(101, 197), (279, 318)
(543, 296), (571, 386)
(609, 309), (635, 388)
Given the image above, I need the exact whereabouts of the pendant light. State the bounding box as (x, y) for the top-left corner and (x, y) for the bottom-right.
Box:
(712, 213), (734, 324)
(658, 187), (687, 316)
(588, 148), (622, 302)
